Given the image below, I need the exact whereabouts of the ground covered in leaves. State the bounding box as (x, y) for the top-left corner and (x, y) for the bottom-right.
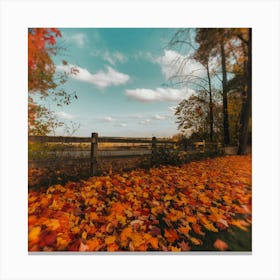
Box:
(28, 155), (252, 252)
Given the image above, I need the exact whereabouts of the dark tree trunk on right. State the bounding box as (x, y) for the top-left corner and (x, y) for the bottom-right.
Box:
(238, 29), (252, 155)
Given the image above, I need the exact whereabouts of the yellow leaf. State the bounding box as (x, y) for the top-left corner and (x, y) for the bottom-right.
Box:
(93, 181), (102, 188)
(143, 192), (149, 198)
(186, 216), (197, 224)
(105, 236), (116, 245)
(178, 225), (191, 234)
(88, 197), (98, 205)
(131, 232), (145, 248)
(56, 236), (69, 249)
(28, 226), (41, 242)
(44, 219), (60, 230)
(116, 214), (126, 225)
(171, 246), (181, 252)
(40, 197), (49, 207)
(71, 226), (80, 234)
(199, 194), (209, 204)
(189, 237), (202, 246)
(50, 199), (60, 210)
(164, 194), (173, 201)
(203, 222), (218, 232)
(231, 219), (249, 231)
(82, 231), (87, 240)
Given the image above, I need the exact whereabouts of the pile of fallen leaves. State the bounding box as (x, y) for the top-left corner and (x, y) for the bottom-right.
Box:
(28, 155), (252, 252)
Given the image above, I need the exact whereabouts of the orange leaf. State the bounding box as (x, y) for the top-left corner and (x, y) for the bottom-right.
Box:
(189, 237), (202, 246)
(148, 237), (159, 249)
(79, 242), (89, 252)
(105, 236), (116, 245)
(87, 238), (101, 251)
(131, 232), (145, 248)
(107, 243), (119, 251)
(178, 224), (191, 235)
(213, 239), (228, 251)
(186, 216), (197, 224)
(164, 229), (178, 243)
(231, 219), (249, 231)
(28, 226), (41, 242)
(90, 212), (98, 221)
(171, 246), (181, 252)
(192, 223), (205, 236)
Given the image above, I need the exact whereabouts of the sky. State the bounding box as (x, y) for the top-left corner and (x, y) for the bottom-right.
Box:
(42, 28), (202, 137)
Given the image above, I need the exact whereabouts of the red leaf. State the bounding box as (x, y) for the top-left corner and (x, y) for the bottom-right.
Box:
(39, 230), (57, 247)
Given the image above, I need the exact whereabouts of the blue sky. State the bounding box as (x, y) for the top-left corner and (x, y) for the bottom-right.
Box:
(43, 28), (202, 137)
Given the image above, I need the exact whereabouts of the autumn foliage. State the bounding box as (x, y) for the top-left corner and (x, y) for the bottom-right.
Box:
(28, 28), (61, 94)
(28, 155), (251, 252)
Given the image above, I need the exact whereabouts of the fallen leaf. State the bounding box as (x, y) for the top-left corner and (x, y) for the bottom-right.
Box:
(148, 237), (159, 249)
(164, 229), (178, 243)
(28, 226), (41, 242)
(79, 242), (89, 252)
(105, 236), (116, 245)
(192, 223), (205, 236)
(213, 239), (228, 251)
(179, 241), (191, 251)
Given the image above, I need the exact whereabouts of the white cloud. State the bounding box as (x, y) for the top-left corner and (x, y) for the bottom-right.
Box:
(153, 114), (167, 120)
(115, 123), (127, 127)
(133, 51), (156, 62)
(55, 111), (74, 119)
(125, 87), (195, 102)
(139, 119), (151, 125)
(155, 50), (205, 80)
(90, 50), (128, 65)
(64, 33), (88, 48)
(104, 51), (128, 65)
(101, 116), (116, 123)
(57, 64), (130, 89)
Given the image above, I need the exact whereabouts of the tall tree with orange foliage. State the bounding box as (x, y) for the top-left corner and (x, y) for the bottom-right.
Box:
(28, 28), (78, 135)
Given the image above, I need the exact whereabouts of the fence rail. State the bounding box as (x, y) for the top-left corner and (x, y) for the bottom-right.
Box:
(28, 135), (174, 144)
(28, 133), (176, 176)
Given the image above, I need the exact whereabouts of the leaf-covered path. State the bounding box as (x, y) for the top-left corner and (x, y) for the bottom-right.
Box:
(28, 155), (252, 252)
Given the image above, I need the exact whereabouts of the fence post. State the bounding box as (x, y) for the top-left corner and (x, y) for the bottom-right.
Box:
(151, 136), (157, 165)
(90, 132), (98, 176)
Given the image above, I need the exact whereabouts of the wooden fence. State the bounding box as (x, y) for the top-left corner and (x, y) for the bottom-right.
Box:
(28, 133), (176, 176)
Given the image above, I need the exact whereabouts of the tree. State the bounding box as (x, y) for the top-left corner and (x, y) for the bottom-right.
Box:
(195, 28), (231, 145)
(219, 28), (252, 152)
(167, 29), (217, 142)
(236, 28), (252, 155)
(28, 28), (78, 136)
(28, 28), (61, 95)
(193, 48), (214, 141)
(167, 28), (251, 151)
(175, 93), (209, 138)
(175, 90), (223, 142)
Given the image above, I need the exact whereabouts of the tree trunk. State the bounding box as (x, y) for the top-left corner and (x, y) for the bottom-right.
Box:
(206, 62), (214, 141)
(221, 42), (230, 145)
(238, 29), (252, 155)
